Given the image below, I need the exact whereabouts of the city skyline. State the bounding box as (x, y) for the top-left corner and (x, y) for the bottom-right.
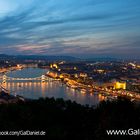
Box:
(0, 0), (140, 58)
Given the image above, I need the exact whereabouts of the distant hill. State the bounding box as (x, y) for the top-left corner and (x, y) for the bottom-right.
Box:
(0, 54), (79, 61)
(0, 54), (139, 62)
(85, 57), (121, 62)
(85, 57), (140, 62)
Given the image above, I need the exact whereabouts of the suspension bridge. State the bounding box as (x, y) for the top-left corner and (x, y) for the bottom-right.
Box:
(0, 74), (55, 83)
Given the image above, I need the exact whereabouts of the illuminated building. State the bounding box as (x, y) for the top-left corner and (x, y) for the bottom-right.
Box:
(50, 64), (58, 69)
(97, 69), (104, 73)
(2, 75), (7, 83)
(59, 73), (70, 78)
(80, 73), (87, 78)
(129, 63), (136, 67)
(137, 65), (140, 68)
(59, 61), (65, 64)
(47, 72), (58, 78)
(114, 82), (126, 90)
(17, 64), (23, 69)
(50, 64), (53, 68)
(74, 67), (77, 70)
(59, 75), (64, 79)
(74, 74), (78, 78)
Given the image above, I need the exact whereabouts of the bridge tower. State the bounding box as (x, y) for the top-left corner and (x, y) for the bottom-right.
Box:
(41, 75), (46, 82)
(3, 75), (7, 83)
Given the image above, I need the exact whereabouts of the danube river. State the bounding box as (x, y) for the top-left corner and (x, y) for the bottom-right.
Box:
(1, 68), (105, 106)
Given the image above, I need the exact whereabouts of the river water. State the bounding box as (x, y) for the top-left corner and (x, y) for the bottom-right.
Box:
(1, 68), (105, 106)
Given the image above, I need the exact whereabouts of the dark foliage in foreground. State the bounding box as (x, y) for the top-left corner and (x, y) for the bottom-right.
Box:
(0, 97), (140, 139)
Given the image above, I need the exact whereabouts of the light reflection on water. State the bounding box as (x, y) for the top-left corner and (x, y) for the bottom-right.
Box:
(0, 68), (105, 106)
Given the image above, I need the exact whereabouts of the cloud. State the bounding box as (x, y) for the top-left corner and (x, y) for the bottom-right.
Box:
(0, 0), (139, 58)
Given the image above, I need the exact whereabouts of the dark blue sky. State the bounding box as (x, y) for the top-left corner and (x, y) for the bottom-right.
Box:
(0, 0), (140, 58)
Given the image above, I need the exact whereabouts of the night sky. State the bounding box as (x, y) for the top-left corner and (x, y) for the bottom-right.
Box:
(0, 0), (140, 58)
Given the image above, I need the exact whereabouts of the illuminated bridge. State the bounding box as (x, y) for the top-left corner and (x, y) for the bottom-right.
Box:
(0, 75), (55, 83)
